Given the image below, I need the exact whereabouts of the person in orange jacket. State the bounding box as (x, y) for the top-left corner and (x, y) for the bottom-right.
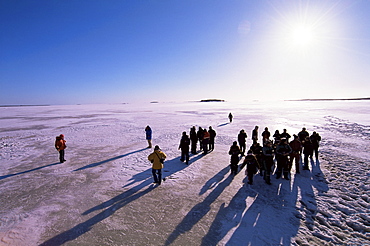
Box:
(55, 134), (67, 163)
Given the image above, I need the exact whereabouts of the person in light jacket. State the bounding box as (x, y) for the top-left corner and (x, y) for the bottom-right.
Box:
(148, 145), (167, 185)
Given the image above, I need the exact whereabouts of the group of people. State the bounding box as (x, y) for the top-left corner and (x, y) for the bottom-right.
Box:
(146, 125), (217, 185)
(55, 123), (321, 187)
(230, 126), (321, 185)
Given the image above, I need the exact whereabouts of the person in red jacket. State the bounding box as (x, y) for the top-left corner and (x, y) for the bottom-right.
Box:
(55, 134), (67, 163)
(289, 135), (302, 173)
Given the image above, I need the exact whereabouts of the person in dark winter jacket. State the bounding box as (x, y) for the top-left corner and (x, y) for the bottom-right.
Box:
(55, 134), (67, 163)
(178, 131), (190, 164)
(298, 127), (309, 143)
(262, 140), (274, 184)
(238, 129), (248, 155)
(303, 136), (314, 170)
(243, 150), (260, 185)
(145, 126), (152, 148)
(275, 138), (292, 180)
(228, 113), (233, 123)
(252, 126), (259, 144)
(208, 126), (216, 151)
(273, 130), (281, 145)
(228, 141), (241, 174)
(190, 126), (198, 154)
(197, 127), (204, 151)
(289, 135), (302, 173)
(280, 129), (291, 143)
(249, 142), (263, 176)
(261, 127), (271, 145)
(310, 131), (321, 159)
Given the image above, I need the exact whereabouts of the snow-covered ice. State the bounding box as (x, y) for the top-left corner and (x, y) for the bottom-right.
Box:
(0, 100), (369, 245)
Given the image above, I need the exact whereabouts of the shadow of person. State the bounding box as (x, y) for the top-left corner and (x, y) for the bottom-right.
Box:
(40, 155), (194, 245)
(227, 176), (300, 245)
(39, 180), (156, 246)
(217, 122), (230, 127)
(199, 166), (230, 195)
(0, 162), (61, 180)
(73, 148), (147, 171)
(201, 176), (257, 245)
(164, 166), (233, 246)
(293, 157), (329, 233)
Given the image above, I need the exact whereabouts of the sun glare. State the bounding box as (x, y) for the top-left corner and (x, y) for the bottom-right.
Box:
(290, 25), (314, 46)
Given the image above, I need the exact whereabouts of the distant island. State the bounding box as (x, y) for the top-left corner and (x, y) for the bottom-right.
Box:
(200, 99), (225, 102)
(286, 97), (370, 102)
(0, 104), (50, 107)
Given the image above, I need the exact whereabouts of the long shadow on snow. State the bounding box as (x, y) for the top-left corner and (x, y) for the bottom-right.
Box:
(39, 154), (199, 246)
(217, 122), (230, 127)
(295, 158), (329, 233)
(122, 151), (206, 188)
(165, 166), (233, 246)
(0, 162), (61, 181)
(73, 148), (147, 171)
(201, 158), (329, 245)
(202, 173), (300, 245)
(39, 179), (156, 246)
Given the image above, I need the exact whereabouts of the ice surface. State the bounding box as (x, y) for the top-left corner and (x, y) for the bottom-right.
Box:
(0, 100), (369, 245)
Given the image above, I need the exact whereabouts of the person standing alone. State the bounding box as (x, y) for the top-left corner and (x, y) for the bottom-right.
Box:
(148, 145), (167, 185)
(55, 134), (67, 163)
(145, 125), (152, 148)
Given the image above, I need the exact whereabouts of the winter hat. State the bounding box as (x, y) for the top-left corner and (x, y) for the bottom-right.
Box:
(154, 145), (160, 150)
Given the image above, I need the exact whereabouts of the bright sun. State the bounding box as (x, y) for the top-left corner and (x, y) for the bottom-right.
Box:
(290, 25), (314, 46)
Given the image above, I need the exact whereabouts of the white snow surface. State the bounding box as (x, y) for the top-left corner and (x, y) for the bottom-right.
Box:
(0, 100), (369, 246)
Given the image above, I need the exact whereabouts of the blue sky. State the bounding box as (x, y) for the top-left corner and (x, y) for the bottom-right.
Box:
(1, 0), (369, 105)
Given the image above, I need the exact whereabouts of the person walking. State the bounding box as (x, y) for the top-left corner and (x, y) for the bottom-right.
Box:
(228, 113), (233, 123)
(289, 135), (302, 173)
(148, 145), (167, 185)
(252, 126), (259, 144)
(178, 132), (190, 164)
(145, 125), (152, 148)
(262, 140), (274, 184)
(208, 126), (217, 151)
(310, 131), (322, 159)
(243, 150), (260, 185)
(190, 126), (198, 154)
(238, 129), (247, 155)
(228, 141), (241, 175)
(275, 138), (292, 180)
(55, 134), (67, 163)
